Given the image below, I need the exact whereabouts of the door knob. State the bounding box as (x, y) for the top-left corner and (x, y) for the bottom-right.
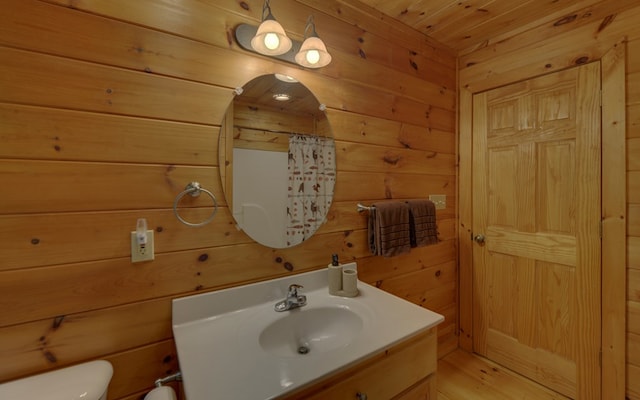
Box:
(474, 234), (485, 245)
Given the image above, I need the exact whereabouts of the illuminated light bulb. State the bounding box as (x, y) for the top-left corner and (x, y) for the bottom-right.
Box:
(305, 49), (320, 65)
(264, 32), (280, 50)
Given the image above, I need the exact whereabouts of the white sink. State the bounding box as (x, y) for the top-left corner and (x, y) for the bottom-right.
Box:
(172, 269), (444, 400)
(258, 306), (364, 357)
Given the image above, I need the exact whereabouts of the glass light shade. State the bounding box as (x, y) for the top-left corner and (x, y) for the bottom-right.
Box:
(250, 19), (292, 56)
(295, 36), (332, 68)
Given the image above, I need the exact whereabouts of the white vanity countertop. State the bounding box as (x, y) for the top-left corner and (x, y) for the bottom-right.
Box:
(172, 269), (444, 400)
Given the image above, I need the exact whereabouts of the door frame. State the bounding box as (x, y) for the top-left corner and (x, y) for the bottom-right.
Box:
(457, 41), (627, 398)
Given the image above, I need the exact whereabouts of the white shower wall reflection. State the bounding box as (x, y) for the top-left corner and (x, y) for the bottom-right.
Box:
(233, 147), (289, 248)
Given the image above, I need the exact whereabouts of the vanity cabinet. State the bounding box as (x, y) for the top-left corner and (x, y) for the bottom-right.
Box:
(284, 327), (437, 400)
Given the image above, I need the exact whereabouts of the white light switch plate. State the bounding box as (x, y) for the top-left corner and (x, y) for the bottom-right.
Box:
(429, 194), (446, 210)
(131, 230), (154, 263)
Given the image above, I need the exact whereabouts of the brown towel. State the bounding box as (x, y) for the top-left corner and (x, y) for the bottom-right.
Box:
(368, 201), (411, 257)
(406, 199), (438, 247)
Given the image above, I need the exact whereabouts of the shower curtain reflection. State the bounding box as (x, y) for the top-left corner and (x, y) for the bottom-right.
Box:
(286, 134), (336, 246)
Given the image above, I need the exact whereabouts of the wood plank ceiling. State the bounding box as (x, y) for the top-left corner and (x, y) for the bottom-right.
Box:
(354, 0), (639, 53)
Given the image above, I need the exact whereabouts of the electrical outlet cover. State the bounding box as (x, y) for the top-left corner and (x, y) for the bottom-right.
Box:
(131, 230), (154, 263)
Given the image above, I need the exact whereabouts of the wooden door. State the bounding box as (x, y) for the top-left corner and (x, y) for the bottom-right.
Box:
(472, 63), (601, 399)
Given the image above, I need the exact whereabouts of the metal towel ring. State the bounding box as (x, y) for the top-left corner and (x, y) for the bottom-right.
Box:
(173, 182), (218, 227)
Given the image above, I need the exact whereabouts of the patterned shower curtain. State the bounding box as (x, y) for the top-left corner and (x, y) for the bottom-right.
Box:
(286, 134), (336, 246)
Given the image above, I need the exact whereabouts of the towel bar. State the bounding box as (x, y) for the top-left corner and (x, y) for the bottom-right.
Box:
(357, 203), (374, 213)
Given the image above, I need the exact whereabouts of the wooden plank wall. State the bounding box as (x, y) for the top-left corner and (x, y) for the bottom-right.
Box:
(0, 1), (457, 398)
(458, 4), (640, 399)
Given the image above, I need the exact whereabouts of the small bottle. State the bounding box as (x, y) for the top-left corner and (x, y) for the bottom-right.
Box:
(328, 253), (343, 295)
(331, 254), (339, 266)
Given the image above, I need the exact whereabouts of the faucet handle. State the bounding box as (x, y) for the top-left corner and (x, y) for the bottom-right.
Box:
(288, 284), (303, 296)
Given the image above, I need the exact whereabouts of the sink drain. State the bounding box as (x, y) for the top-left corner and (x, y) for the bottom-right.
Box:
(297, 345), (310, 355)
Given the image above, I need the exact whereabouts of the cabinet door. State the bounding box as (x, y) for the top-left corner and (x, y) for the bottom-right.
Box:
(286, 328), (437, 400)
(392, 375), (436, 400)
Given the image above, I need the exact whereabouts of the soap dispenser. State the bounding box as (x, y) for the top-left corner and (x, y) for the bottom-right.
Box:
(328, 253), (342, 295)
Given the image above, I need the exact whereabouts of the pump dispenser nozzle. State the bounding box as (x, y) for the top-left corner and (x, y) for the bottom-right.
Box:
(328, 254), (342, 295)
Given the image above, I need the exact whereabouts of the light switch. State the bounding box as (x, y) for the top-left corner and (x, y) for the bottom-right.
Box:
(429, 194), (446, 210)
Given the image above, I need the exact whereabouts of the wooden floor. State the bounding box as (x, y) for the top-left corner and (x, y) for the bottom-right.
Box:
(437, 350), (571, 399)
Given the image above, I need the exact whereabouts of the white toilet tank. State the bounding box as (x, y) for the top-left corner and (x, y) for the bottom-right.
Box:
(0, 360), (113, 400)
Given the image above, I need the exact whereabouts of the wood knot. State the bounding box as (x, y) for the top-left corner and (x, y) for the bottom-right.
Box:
(383, 154), (402, 165)
(198, 253), (209, 262)
(283, 262), (294, 271)
(598, 14), (616, 33)
(53, 315), (65, 329)
(43, 351), (57, 363)
(554, 14), (577, 26)
(574, 56), (589, 65)
(399, 138), (411, 149)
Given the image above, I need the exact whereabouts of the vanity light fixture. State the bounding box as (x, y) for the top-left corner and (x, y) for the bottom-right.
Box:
(295, 16), (332, 69)
(250, 0), (292, 56)
(235, 2), (332, 68)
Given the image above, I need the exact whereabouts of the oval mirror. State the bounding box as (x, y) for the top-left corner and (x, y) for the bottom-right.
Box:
(219, 74), (336, 248)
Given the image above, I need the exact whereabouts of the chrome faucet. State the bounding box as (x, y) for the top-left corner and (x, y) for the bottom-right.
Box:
(274, 284), (307, 312)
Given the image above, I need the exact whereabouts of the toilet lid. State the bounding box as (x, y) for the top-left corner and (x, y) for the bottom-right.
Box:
(0, 360), (113, 400)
